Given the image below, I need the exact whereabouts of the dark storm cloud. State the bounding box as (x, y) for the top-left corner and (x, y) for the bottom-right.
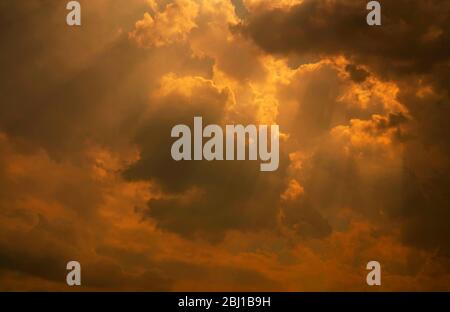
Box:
(123, 77), (295, 240)
(240, 0), (450, 78)
(240, 0), (450, 255)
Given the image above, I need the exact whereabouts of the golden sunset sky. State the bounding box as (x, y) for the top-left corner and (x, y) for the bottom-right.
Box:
(0, 0), (449, 291)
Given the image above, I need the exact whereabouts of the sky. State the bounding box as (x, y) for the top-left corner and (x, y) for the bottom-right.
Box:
(0, 0), (449, 291)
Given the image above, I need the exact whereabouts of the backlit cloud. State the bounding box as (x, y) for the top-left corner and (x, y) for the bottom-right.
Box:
(0, 0), (449, 290)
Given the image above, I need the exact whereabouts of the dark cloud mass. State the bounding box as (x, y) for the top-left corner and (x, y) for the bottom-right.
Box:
(241, 0), (450, 78)
(123, 76), (290, 239)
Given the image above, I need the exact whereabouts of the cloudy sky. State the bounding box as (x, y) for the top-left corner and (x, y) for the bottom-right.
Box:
(0, 0), (449, 290)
